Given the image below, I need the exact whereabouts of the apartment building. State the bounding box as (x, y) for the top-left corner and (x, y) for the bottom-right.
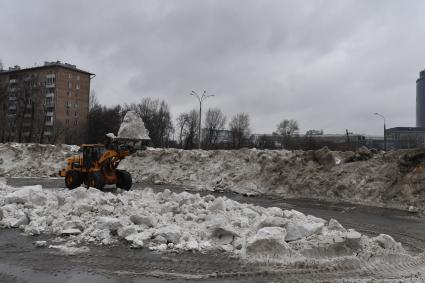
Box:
(0, 61), (94, 144)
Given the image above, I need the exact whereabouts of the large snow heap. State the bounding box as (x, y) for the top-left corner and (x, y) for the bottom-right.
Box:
(117, 111), (150, 140)
(0, 180), (405, 262)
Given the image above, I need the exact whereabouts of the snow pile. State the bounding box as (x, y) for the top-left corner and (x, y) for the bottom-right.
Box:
(1, 142), (425, 211)
(0, 181), (407, 263)
(0, 143), (78, 177)
(119, 147), (425, 211)
(118, 111), (150, 140)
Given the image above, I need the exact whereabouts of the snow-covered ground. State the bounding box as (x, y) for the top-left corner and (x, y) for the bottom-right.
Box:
(0, 179), (412, 265)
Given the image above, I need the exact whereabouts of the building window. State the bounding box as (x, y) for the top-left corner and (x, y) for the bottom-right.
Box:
(76, 75), (80, 81)
(66, 109), (70, 116)
(65, 101), (71, 108)
(68, 73), (72, 79)
(67, 91), (71, 97)
(66, 119), (69, 125)
(75, 102), (78, 108)
(76, 83), (80, 90)
(74, 119), (78, 125)
(68, 81), (72, 89)
(74, 111), (78, 117)
(46, 77), (55, 85)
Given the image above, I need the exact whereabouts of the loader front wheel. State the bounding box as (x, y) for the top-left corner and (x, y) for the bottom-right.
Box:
(88, 172), (105, 190)
(65, 170), (82, 190)
(116, 170), (132, 191)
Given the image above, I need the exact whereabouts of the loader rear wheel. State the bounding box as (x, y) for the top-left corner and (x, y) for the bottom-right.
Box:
(88, 172), (105, 190)
(116, 170), (132, 191)
(65, 170), (82, 190)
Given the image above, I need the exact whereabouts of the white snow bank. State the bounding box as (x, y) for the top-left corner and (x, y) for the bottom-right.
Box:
(0, 143), (79, 177)
(0, 181), (407, 263)
(118, 111), (150, 140)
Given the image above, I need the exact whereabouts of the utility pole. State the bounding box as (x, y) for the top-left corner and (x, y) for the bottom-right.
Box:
(374, 112), (387, 151)
(189, 90), (214, 149)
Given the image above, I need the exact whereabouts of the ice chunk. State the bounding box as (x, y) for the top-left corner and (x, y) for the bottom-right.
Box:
(130, 215), (157, 227)
(257, 216), (289, 229)
(157, 225), (182, 244)
(285, 220), (324, 241)
(373, 234), (402, 251)
(5, 186), (43, 204)
(118, 111), (150, 140)
(246, 227), (300, 261)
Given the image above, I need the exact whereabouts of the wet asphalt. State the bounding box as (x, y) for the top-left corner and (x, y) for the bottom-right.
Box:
(2, 177), (425, 282)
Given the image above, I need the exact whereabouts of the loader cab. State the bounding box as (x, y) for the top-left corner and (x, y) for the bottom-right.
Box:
(81, 144), (106, 169)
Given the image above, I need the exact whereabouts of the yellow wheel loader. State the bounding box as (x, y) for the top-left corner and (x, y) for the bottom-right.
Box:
(59, 135), (148, 190)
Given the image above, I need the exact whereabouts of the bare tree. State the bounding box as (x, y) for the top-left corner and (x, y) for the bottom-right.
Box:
(203, 108), (226, 148)
(177, 110), (199, 149)
(229, 113), (250, 148)
(176, 112), (189, 147)
(276, 119), (299, 148)
(89, 89), (99, 110)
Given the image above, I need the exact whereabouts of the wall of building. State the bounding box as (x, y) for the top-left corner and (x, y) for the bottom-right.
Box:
(0, 63), (92, 144)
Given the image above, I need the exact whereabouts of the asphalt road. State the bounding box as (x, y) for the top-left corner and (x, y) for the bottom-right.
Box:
(2, 177), (425, 282)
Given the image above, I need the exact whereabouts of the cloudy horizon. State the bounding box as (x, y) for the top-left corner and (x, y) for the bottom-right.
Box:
(2, 0), (425, 136)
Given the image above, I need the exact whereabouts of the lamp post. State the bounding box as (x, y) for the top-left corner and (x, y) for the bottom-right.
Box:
(374, 112), (387, 151)
(189, 90), (214, 149)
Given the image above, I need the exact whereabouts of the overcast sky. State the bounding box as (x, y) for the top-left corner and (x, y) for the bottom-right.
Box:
(1, 0), (425, 135)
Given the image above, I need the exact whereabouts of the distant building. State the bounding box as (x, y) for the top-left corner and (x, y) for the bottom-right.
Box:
(201, 128), (233, 145)
(417, 70), (425, 127)
(0, 61), (94, 144)
(386, 127), (425, 149)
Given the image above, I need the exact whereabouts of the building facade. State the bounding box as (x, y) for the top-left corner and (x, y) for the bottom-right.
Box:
(0, 61), (94, 144)
(386, 127), (425, 149)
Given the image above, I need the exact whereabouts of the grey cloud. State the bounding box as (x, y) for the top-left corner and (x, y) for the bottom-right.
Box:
(1, 0), (425, 135)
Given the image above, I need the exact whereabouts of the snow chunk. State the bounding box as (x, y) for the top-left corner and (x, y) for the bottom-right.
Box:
(285, 217), (325, 241)
(246, 227), (301, 262)
(373, 234), (403, 251)
(4, 185), (43, 204)
(118, 110), (150, 140)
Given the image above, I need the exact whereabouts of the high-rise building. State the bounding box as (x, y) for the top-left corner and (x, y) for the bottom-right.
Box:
(416, 69), (425, 127)
(0, 61), (94, 144)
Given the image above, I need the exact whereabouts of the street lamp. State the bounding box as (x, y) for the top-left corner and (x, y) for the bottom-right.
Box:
(374, 112), (387, 151)
(189, 90), (214, 149)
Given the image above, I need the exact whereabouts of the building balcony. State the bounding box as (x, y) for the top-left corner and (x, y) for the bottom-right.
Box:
(8, 96), (16, 101)
(24, 113), (32, 118)
(9, 79), (17, 84)
(45, 121), (54, 126)
(46, 111), (54, 116)
(9, 105), (17, 110)
(23, 131), (30, 136)
(44, 101), (55, 107)
(45, 83), (55, 88)
(45, 93), (54, 98)
(44, 131), (52, 136)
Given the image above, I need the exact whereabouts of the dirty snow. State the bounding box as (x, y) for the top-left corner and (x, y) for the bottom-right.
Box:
(118, 110), (150, 140)
(0, 179), (412, 265)
(1, 143), (425, 212)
